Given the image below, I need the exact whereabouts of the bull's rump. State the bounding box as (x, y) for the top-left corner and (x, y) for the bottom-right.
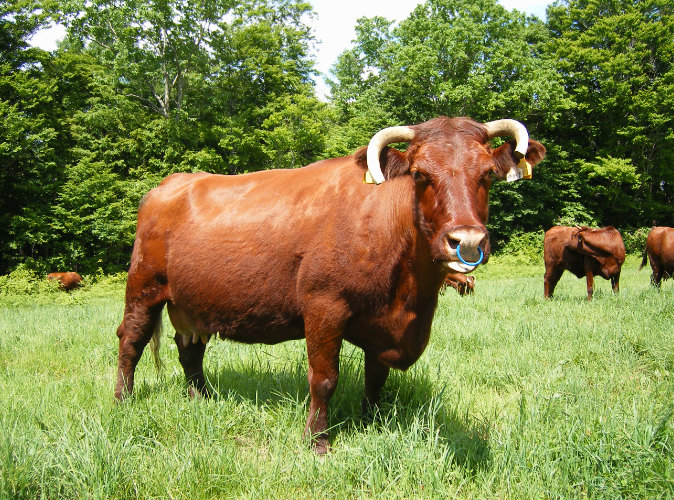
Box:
(648, 227), (674, 270)
(132, 161), (413, 344)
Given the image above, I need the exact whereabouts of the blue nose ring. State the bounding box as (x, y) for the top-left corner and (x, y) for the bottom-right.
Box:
(456, 245), (484, 266)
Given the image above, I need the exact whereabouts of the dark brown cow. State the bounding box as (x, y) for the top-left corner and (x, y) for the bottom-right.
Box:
(544, 226), (625, 300)
(639, 227), (674, 287)
(442, 272), (475, 296)
(115, 116), (546, 453)
(47, 272), (83, 291)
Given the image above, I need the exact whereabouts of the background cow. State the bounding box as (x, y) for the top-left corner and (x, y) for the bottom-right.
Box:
(442, 272), (475, 296)
(47, 272), (83, 292)
(115, 116), (545, 453)
(544, 226), (625, 300)
(639, 226), (674, 287)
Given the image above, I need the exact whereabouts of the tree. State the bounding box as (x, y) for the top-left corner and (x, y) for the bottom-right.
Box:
(0, 1), (64, 272)
(57, 0), (329, 174)
(547, 0), (674, 227)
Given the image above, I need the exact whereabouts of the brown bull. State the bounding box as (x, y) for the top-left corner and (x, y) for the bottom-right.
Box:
(442, 272), (475, 296)
(115, 116), (545, 453)
(639, 227), (674, 287)
(544, 226), (625, 300)
(47, 272), (83, 291)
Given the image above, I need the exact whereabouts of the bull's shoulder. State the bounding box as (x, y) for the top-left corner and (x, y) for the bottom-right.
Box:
(153, 171), (210, 189)
(544, 225), (575, 241)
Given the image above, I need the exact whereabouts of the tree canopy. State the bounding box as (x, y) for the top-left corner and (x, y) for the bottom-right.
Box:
(1, 0), (672, 273)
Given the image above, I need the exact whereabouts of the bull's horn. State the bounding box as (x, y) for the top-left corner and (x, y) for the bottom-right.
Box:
(366, 126), (415, 184)
(483, 119), (529, 158)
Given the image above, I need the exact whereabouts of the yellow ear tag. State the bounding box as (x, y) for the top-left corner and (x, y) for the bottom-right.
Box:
(363, 171), (375, 184)
(518, 157), (532, 180)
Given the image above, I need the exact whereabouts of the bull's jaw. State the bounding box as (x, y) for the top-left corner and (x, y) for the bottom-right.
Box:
(444, 260), (478, 273)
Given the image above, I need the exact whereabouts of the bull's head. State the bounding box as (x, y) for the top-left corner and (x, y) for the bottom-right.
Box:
(365, 117), (546, 273)
(571, 227), (626, 276)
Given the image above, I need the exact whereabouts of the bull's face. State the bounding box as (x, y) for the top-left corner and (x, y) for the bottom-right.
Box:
(574, 229), (626, 278)
(367, 117), (546, 273)
(409, 135), (494, 272)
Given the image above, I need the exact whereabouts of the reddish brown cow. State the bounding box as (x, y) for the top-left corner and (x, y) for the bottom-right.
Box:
(544, 226), (625, 300)
(47, 272), (83, 291)
(639, 227), (674, 287)
(443, 273), (475, 296)
(115, 116), (546, 453)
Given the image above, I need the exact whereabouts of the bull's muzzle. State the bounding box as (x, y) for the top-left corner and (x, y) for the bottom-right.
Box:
(444, 226), (489, 273)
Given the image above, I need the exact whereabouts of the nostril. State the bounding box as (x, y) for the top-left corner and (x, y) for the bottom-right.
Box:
(446, 237), (460, 251)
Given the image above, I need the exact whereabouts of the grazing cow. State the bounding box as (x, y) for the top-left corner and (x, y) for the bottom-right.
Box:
(115, 116), (546, 453)
(544, 226), (625, 300)
(443, 272), (475, 296)
(47, 272), (83, 291)
(639, 227), (674, 287)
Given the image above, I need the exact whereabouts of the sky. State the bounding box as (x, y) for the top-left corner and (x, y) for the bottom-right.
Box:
(28, 0), (552, 98)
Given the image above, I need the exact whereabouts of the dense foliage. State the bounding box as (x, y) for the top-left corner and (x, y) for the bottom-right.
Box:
(1, 0), (672, 273)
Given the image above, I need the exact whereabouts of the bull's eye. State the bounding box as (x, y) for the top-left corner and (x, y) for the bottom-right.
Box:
(412, 170), (426, 183)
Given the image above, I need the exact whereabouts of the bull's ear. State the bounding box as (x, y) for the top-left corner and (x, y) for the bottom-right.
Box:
(491, 139), (546, 181)
(355, 146), (410, 180)
(575, 231), (605, 258)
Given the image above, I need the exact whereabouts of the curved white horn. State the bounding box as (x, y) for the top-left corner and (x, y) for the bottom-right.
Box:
(483, 119), (529, 158)
(366, 126), (415, 184)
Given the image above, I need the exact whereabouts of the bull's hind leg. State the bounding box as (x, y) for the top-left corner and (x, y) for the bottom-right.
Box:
(115, 300), (166, 400)
(544, 267), (563, 298)
(651, 266), (663, 288)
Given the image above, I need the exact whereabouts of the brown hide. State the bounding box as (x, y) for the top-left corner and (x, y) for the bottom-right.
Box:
(442, 273), (475, 296)
(115, 116), (546, 453)
(47, 272), (82, 291)
(639, 227), (674, 287)
(544, 226), (625, 300)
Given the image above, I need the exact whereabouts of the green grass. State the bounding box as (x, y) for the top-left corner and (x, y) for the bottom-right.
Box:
(0, 256), (672, 498)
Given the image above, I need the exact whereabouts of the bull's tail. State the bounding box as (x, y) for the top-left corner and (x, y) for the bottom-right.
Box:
(638, 248), (648, 271)
(149, 310), (164, 372)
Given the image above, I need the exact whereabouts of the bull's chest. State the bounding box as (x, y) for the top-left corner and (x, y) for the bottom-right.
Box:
(348, 299), (438, 371)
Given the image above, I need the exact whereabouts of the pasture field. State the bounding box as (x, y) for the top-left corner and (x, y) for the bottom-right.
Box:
(0, 256), (672, 499)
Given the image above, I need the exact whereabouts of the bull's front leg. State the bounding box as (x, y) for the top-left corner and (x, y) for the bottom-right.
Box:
(304, 335), (342, 454)
(362, 352), (390, 416)
(174, 333), (211, 399)
(610, 272), (621, 294)
(585, 271), (594, 300)
(303, 299), (349, 454)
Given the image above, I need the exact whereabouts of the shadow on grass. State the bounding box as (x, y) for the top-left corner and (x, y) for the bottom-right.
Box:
(129, 343), (491, 472)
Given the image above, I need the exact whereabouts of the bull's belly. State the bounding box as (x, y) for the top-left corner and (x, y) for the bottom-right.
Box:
(166, 303), (305, 347)
(345, 308), (435, 371)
